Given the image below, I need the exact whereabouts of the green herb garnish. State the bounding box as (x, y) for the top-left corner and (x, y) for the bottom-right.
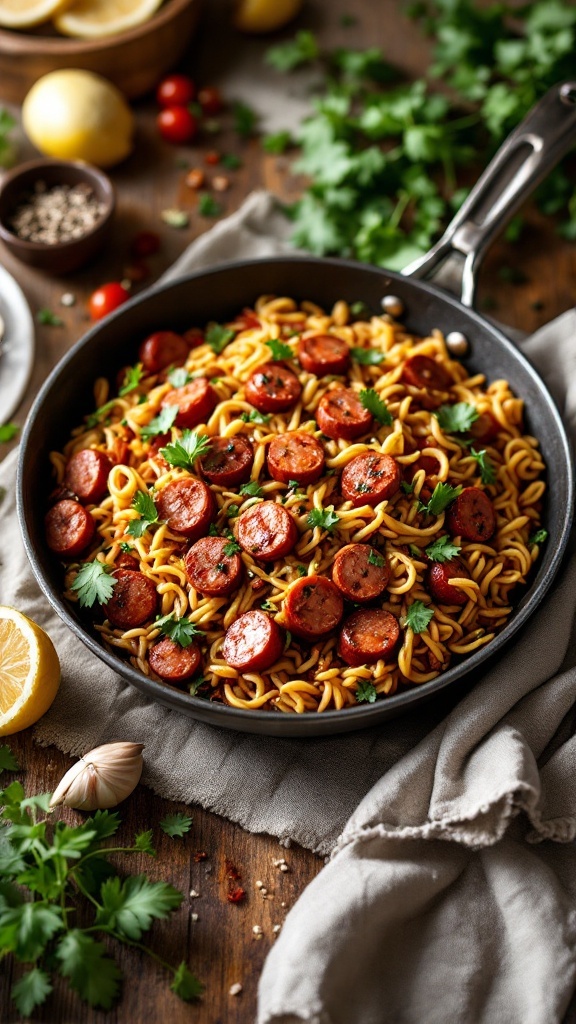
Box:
(435, 402), (479, 434)
(263, 131), (293, 154)
(160, 430), (211, 471)
(266, 338), (294, 361)
(359, 388), (393, 425)
(265, 30), (320, 71)
(0, 422), (19, 443)
(418, 482), (462, 517)
(232, 101), (258, 137)
(367, 549), (385, 567)
(119, 365), (143, 396)
(307, 507), (339, 532)
(240, 409), (271, 424)
(198, 194), (221, 218)
(155, 614), (203, 648)
(167, 367), (192, 388)
(239, 480), (263, 498)
(529, 528), (548, 545)
(140, 405), (179, 440)
(469, 447), (496, 486)
(425, 535), (461, 562)
(160, 814), (193, 838)
(351, 347), (384, 365)
(126, 490), (160, 538)
(71, 561), (117, 608)
(36, 308), (63, 327)
(205, 322), (235, 354)
(355, 680), (377, 703)
(223, 538), (242, 556)
(405, 600), (433, 634)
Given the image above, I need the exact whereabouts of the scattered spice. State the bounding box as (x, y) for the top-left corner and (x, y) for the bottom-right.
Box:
(185, 168), (205, 190)
(212, 175), (230, 192)
(252, 925), (263, 939)
(204, 150), (220, 165)
(60, 292), (76, 307)
(227, 886), (246, 904)
(189, 889), (200, 898)
(224, 857), (245, 902)
(194, 850), (208, 862)
(9, 180), (106, 245)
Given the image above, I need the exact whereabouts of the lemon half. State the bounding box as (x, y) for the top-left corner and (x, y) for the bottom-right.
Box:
(54, 0), (164, 38)
(0, 607), (61, 737)
(234, 0), (303, 33)
(0, 0), (71, 29)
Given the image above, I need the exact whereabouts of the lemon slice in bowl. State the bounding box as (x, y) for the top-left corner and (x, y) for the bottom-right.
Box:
(0, 607), (60, 736)
(0, 0), (71, 28)
(54, 0), (164, 38)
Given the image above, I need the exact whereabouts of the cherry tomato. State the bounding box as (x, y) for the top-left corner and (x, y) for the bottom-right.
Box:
(156, 73), (196, 108)
(198, 86), (224, 116)
(157, 106), (198, 145)
(204, 150), (220, 166)
(89, 282), (130, 321)
(130, 230), (160, 259)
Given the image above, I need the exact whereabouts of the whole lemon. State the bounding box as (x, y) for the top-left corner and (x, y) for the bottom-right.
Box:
(22, 69), (134, 169)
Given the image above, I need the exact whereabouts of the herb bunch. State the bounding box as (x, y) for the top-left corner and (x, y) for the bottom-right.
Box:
(0, 747), (201, 1016)
(265, 2), (576, 269)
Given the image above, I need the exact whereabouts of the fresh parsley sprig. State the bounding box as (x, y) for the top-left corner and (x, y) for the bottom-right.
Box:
(405, 600), (434, 634)
(359, 388), (393, 425)
(417, 482), (462, 517)
(167, 367), (193, 388)
(307, 506), (339, 531)
(126, 490), (160, 538)
(71, 561), (117, 608)
(205, 322), (235, 354)
(140, 405), (179, 440)
(355, 680), (378, 703)
(351, 347), (385, 365)
(425, 535), (461, 563)
(239, 480), (264, 498)
(155, 614), (204, 648)
(266, 338), (294, 361)
(435, 402), (479, 434)
(367, 549), (385, 567)
(160, 430), (211, 471)
(160, 813), (193, 838)
(469, 447), (496, 486)
(529, 528), (548, 545)
(240, 409), (271, 425)
(119, 364), (144, 396)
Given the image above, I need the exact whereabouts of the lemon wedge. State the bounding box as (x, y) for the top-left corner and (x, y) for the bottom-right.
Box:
(0, 607), (60, 737)
(54, 0), (164, 38)
(0, 0), (71, 28)
(234, 0), (303, 33)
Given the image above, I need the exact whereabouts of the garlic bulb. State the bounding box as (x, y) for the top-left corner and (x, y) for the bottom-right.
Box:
(50, 742), (144, 811)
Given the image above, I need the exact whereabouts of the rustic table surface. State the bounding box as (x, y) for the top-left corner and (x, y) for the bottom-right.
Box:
(1, 1), (575, 1021)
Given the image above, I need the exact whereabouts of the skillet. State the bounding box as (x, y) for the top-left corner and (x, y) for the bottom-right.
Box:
(17, 82), (576, 736)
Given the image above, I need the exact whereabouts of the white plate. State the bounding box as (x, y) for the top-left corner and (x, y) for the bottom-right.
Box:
(0, 262), (35, 425)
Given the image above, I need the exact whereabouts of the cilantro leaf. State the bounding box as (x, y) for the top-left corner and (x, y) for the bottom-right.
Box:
(188, 676), (206, 696)
(71, 561), (117, 608)
(140, 405), (179, 440)
(405, 600), (433, 634)
(119, 364), (143, 396)
(529, 528), (548, 545)
(401, 479), (415, 494)
(367, 549), (385, 567)
(232, 101), (258, 137)
(0, 422), (19, 443)
(240, 409), (271, 424)
(97, 875), (182, 941)
(263, 131), (293, 154)
(0, 746), (19, 772)
(84, 809), (121, 842)
(134, 830), (156, 856)
(223, 538), (241, 556)
(0, 902), (63, 961)
(160, 813), (193, 838)
(425, 535), (461, 562)
(355, 680), (378, 703)
(11, 967), (53, 1017)
(126, 489), (159, 538)
(260, 599), (277, 612)
(155, 614), (203, 648)
(296, 564), (307, 576)
(171, 961), (204, 1001)
(221, 153), (242, 170)
(436, 403), (479, 434)
(226, 504), (240, 518)
(266, 338), (294, 360)
(359, 388), (393, 425)
(469, 447), (496, 485)
(266, 30), (320, 71)
(239, 480), (263, 498)
(56, 931), (121, 1009)
(167, 367), (192, 388)
(198, 194), (221, 218)
(205, 322), (235, 354)
(160, 430), (211, 471)
(37, 308), (63, 327)
(307, 507), (339, 531)
(418, 482), (462, 517)
(351, 347), (385, 365)
(85, 400), (116, 429)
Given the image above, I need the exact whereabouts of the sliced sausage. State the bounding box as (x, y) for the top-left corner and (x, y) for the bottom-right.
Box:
(316, 388), (372, 441)
(331, 543), (390, 602)
(116, 552), (140, 571)
(198, 435), (253, 488)
(139, 331), (189, 374)
(447, 486), (496, 542)
(266, 432), (325, 486)
(149, 637), (201, 683)
(284, 575), (344, 640)
(338, 609), (400, 667)
(237, 501), (298, 562)
(185, 536), (243, 596)
(222, 609), (284, 672)
(103, 568), (159, 630)
(161, 378), (218, 429)
(298, 334), (350, 376)
(427, 557), (471, 606)
(245, 362), (302, 414)
(402, 354), (451, 391)
(45, 499), (95, 558)
(341, 452), (401, 507)
(469, 410), (500, 444)
(64, 449), (112, 505)
(155, 478), (215, 540)
(183, 327), (205, 349)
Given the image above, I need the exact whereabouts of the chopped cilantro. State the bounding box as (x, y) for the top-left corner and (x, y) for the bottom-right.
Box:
(119, 365), (143, 396)
(126, 489), (160, 538)
(355, 680), (377, 703)
(119, 542), (133, 554)
(223, 538), (241, 556)
(226, 504), (240, 518)
(469, 447), (496, 485)
(263, 131), (293, 154)
(239, 480), (263, 498)
(435, 403), (479, 434)
(0, 422), (19, 442)
(367, 549), (385, 567)
(36, 308), (63, 326)
(167, 367), (192, 388)
(418, 482), (462, 517)
(71, 561), (117, 608)
(425, 535), (461, 562)
(351, 347), (384, 365)
(155, 614), (203, 648)
(307, 507), (339, 531)
(160, 430), (211, 471)
(529, 528), (548, 545)
(140, 405), (179, 440)
(198, 194), (221, 218)
(260, 599), (277, 612)
(189, 676), (206, 696)
(401, 479), (415, 494)
(405, 600), (433, 634)
(265, 30), (320, 71)
(296, 564), (307, 576)
(160, 814), (193, 838)
(205, 322), (235, 354)
(240, 409), (271, 424)
(266, 338), (294, 361)
(359, 388), (393, 425)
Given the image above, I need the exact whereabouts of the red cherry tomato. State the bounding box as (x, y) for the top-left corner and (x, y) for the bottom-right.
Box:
(157, 106), (199, 145)
(198, 86), (223, 115)
(89, 282), (130, 321)
(156, 74), (196, 108)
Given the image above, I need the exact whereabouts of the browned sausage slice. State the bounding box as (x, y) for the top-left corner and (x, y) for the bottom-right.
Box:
(161, 378), (218, 429)
(116, 552), (140, 572)
(447, 486), (496, 542)
(155, 478), (216, 540)
(245, 362), (302, 414)
(149, 637), (201, 682)
(298, 334), (350, 376)
(337, 609), (400, 667)
(198, 436), (254, 488)
(427, 557), (470, 606)
(222, 609), (284, 672)
(237, 501), (298, 561)
(103, 568), (159, 630)
(402, 354), (451, 391)
(185, 536), (243, 596)
(284, 575), (344, 640)
(341, 452), (401, 507)
(469, 410), (500, 444)
(45, 499), (95, 558)
(64, 449), (112, 505)
(331, 544), (390, 602)
(316, 388), (372, 441)
(139, 331), (189, 374)
(266, 432), (325, 486)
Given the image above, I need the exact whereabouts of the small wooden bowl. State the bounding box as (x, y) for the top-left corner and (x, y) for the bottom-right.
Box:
(0, 158), (115, 274)
(0, 0), (202, 104)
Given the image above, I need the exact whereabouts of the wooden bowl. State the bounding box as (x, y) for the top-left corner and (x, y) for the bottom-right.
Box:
(0, 0), (203, 104)
(0, 158), (115, 274)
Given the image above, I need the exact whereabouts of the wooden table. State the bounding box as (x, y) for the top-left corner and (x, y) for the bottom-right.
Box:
(1, 2), (575, 1021)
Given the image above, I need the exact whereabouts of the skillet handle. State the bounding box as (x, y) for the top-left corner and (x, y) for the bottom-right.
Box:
(401, 81), (576, 307)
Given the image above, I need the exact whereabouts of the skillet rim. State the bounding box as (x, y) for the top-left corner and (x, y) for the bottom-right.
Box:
(16, 255), (575, 737)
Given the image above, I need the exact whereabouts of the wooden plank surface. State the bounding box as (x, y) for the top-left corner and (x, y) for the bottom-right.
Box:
(1, 0), (576, 1021)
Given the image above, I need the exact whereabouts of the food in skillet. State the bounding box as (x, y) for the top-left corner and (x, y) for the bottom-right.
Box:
(45, 296), (547, 713)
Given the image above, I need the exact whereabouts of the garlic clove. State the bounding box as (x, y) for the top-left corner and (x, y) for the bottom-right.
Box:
(50, 741), (144, 811)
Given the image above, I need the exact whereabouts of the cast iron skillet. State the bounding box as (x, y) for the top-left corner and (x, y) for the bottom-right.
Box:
(17, 83), (576, 737)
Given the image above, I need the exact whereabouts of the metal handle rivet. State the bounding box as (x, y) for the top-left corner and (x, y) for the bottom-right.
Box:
(381, 295), (404, 317)
(446, 331), (469, 356)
